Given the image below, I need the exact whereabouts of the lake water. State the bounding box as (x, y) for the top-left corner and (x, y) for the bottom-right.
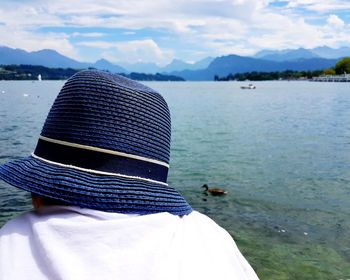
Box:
(1, 80), (350, 279)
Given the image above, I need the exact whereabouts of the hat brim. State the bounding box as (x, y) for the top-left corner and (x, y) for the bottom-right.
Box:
(0, 156), (192, 216)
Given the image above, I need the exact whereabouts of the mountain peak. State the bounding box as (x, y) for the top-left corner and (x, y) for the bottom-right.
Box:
(93, 58), (126, 73)
(161, 57), (214, 73)
(255, 46), (350, 61)
(95, 58), (113, 64)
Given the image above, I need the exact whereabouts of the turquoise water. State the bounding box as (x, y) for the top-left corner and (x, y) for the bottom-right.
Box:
(1, 80), (350, 279)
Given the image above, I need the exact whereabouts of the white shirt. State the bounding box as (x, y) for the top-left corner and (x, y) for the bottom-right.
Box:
(0, 206), (259, 280)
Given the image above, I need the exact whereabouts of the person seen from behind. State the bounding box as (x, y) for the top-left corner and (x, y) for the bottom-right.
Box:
(0, 70), (259, 280)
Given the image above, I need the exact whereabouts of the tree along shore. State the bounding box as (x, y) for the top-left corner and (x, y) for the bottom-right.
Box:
(0, 65), (185, 81)
(214, 70), (323, 81)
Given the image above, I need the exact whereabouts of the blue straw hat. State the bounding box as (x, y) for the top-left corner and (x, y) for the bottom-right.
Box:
(0, 70), (192, 216)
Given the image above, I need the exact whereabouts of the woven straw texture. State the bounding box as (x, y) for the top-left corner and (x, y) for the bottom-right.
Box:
(42, 71), (171, 163)
(0, 70), (192, 216)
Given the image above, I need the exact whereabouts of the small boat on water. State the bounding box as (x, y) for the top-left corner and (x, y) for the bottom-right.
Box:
(241, 83), (256, 89)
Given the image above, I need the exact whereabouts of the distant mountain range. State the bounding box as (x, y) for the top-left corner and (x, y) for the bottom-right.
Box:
(173, 55), (339, 80)
(0, 47), (89, 69)
(0, 46), (213, 75)
(118, 57), (214, 74)
(0, 45), (349, 80)
(254, 46), (350, 61)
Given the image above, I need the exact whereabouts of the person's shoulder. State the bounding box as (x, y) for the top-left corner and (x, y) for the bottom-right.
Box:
(184, 210), (223, 226)
(183, 211), (232, 237)
(0, 211), (35, 235)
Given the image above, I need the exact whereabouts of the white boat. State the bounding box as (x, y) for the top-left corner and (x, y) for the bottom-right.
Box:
(37, 74), (42, 81)
(241, 83), (256, 89)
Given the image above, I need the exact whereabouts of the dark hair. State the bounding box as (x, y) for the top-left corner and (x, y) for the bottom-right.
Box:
(31, 193), (69, 206)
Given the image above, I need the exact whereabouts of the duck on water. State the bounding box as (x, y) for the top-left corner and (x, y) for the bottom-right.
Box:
(202, 184), (228, 196)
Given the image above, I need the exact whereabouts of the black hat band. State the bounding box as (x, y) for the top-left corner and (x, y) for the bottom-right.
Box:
(34, 136), (169, 185)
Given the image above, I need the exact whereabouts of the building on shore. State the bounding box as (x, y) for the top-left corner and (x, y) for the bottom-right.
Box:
(312, 73), (350, 82)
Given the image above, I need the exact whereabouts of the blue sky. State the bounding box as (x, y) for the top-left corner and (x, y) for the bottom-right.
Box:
(1, 0), (350, 65)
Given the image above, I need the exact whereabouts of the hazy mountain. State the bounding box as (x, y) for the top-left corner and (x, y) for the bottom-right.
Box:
(192, 57), (214, 70)
(161, 57), (214, 73)
(254, 49), (284, 58)
(0, 47), (32, 65)
(30, 49), (90, 68)
(120, 57), (214, 73)
(173, 55), (338, 80)
(0, 46), (210, 74)
(93, 59), (126, 73)
(254, 48), (319, 61)
(0, 46), (128, 73)
(312, 46), (350, 59)
(119, 62), (161, 74)
(0, 46), (89, 68)
(255, 46), (350, 61)
(161, 59), (192, 73)
(0, 45), (343, 81)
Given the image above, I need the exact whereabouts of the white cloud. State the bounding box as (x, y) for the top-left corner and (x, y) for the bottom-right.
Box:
(77, 41), (113, 49)
(71, 32), (105, 38)
(115, 40), (174, 65)
(327, 14), (345, 28)
(122, 31), (136, 35)
(79, 39), (174, 65)
(0, 25), (80, 60)
(0, 0), (350, 62)
(286, 0), (350, 12)
(0, 5), (60, 28)
(0, 1), (268, 32)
